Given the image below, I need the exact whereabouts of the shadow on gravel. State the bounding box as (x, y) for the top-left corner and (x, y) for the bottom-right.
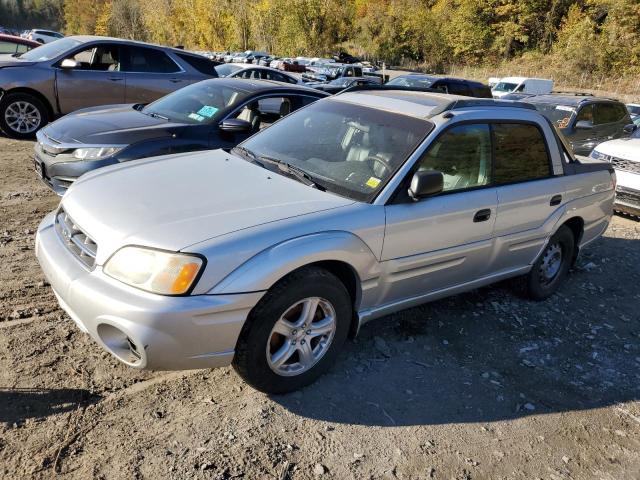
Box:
(273, 236), (640, 427)
(0, 388), (100, 425)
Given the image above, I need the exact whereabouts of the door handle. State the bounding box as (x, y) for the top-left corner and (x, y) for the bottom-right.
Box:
(550, 194), (562, 206)
(108, 77), (123, 82)
(169, 78), (183, 83)
(473, 208), (491, 223)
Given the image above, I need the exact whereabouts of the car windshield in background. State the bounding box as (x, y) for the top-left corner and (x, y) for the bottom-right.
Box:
(238, 100), (433, 202)
(329, 77), (353, 86)
(18, 37), (82, 61)
(387, 76), (435, 88)
(142, 81), (249, 124)
(215, 63), (242, 76)
(493, 82), (518, 92)
(628, 105), (640, 116)
(632, 128), (640, 139)
(529, 103), (576, 128)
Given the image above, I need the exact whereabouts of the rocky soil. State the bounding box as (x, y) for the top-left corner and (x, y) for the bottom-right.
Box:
(1, 136), (639, 479)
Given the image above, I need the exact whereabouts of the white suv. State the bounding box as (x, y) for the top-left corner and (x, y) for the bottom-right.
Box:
(26, 29), (64, 44)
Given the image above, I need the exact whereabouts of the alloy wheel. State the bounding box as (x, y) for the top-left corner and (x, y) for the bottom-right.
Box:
(266, 297), (337, 377)
(4, 101), (41, 134)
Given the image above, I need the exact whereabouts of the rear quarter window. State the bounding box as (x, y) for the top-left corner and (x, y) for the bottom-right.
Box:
(493, 123), (552, 184)
(177, 53), (218, 76)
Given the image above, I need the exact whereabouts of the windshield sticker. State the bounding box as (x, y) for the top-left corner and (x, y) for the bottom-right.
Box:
(557, 117), (570, 128)
(197, 105), (219, 118)
(188, 112), (205, 122)
(365, 177), (381, 189)
(556, 105), (575, 112)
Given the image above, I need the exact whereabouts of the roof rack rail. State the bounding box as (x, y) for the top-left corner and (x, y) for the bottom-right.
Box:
(551, 91), (593, 96)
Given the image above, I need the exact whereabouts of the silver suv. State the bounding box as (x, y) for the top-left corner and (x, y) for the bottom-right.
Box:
(0, 36), (218, 138)
(36, 91), (615, 393)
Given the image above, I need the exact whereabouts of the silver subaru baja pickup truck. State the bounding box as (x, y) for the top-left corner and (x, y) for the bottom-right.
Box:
(36, 89), (615, 393)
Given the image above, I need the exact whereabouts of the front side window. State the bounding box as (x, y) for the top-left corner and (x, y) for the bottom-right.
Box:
(493, 123), (551, 183)
(575, 104), (594, 124)
(68, 44), (120, 71)
(122, 46), (181, 73)
(417, 124), (492, 192)
(238, 100), (433, 201)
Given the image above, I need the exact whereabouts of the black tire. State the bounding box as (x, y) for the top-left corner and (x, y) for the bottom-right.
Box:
(524, 225), (575, 300)
(233, 267), (352, 394)
(0, 92), (49, 139)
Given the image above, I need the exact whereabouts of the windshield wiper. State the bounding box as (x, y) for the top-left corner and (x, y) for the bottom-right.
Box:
(148, 112), (169, 121)
(255, 155), (326, 191)
(231, 146), (257, 161)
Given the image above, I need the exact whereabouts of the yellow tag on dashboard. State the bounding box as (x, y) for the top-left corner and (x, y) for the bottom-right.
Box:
(366, 177), (381, 188)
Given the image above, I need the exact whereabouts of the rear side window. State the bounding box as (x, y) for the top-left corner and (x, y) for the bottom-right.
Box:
(493, 123), (551, 183)
(122, 46), (181, 73)
(594, 103), (627, 124)
(447, 82), (473, 96)
(177, 53), (218, 76)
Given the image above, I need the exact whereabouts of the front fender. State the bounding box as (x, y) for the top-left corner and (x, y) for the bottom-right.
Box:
(208, 231), (381, 302)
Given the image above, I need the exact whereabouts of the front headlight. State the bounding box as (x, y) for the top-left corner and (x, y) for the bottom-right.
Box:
(71, 146), (125, 161)
(104, 247), (204, 295)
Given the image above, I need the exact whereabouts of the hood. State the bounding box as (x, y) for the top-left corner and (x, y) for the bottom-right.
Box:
(62, 149), (354, 264)
(594, 138), (640, 161)
(42, 104), (180, 144)
(0, 56), (36, 67)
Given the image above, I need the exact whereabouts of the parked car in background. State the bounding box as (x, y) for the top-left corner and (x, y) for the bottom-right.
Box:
(590, 127), (640, 217)
(626, 103), (640, 119)
(215, 64), (302, 84)
(278, 58), (307, 73)
(523, 94), (634, 156)
(387, 74), (492, 98)
(0, 34), (40, 55)
(492, 77), (553, 98)
(25, 29), (64, 44)
(0, 36), (219, 138)
(36, 91), (614, 393)
(34, 78), (327, 194)
(307, 76), (381, 94)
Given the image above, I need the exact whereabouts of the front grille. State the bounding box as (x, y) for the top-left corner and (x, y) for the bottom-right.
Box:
(609, 156), (640, 174)
(616, 186), (640, 207)
(55, 208), (98, 268)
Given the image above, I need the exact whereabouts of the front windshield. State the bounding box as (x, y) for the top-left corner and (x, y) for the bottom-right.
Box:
(215, 63), (242, 76)
(627, 105), (640, 116)
(143, 80), (249, 124)
(387, 76), (435, 88)
(238, 100), (433, 202)
(18, 37), (82, 61)
(530, 103), (576, 129)
(493, 82), (519, 92)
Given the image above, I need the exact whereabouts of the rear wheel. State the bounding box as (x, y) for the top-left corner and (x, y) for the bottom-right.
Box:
(233, 267), (352, 393)
(524, 225), (575, 300)
(0, 92), (49, 139)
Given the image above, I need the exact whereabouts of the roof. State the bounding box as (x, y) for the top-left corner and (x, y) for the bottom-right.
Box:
(332, 88), (535, 119)
(396, 73), (487, 87)
(66, 35), (200, 55)
(524, 94), (619, 106)
(199, 77), (325, 95)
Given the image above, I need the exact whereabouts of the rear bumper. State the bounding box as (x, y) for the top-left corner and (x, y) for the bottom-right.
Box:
(35, 212), (263, 370)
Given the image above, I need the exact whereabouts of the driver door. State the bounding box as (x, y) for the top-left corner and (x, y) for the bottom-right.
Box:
(55, 43), (125, 114)
(380, 123), (497, 305)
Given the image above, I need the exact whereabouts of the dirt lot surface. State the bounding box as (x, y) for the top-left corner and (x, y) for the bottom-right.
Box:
(1, 136), (639, 480)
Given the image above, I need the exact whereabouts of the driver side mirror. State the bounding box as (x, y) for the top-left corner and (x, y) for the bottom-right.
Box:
(59, 58), (78, 69)
(623, 123), (637, 134)
(575, 120), (593, 130)
(219, 118), (252, 133)
(408, 170), (443, 200)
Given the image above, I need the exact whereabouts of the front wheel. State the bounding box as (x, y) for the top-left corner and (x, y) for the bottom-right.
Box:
(233, 267), (352, 393)
(0, 92), (49, 139)
(524, 225), (575, 300)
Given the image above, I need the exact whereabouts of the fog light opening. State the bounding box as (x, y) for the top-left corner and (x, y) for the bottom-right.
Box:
(96, 323), (143, 366)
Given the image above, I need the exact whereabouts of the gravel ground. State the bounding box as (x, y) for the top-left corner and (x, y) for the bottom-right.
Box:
(1, 136), (639, 480)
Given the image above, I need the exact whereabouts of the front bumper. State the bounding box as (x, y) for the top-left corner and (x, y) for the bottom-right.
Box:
(35, 212), (264, 370)
(615, 186), (640, 217)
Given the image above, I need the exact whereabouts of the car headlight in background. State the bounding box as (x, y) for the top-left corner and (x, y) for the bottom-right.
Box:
(71, 146), (125, 161)
(104, 247), (204, 295)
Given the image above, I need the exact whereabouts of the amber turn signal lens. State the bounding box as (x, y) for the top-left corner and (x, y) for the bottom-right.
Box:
(171, 262), (200, 294)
